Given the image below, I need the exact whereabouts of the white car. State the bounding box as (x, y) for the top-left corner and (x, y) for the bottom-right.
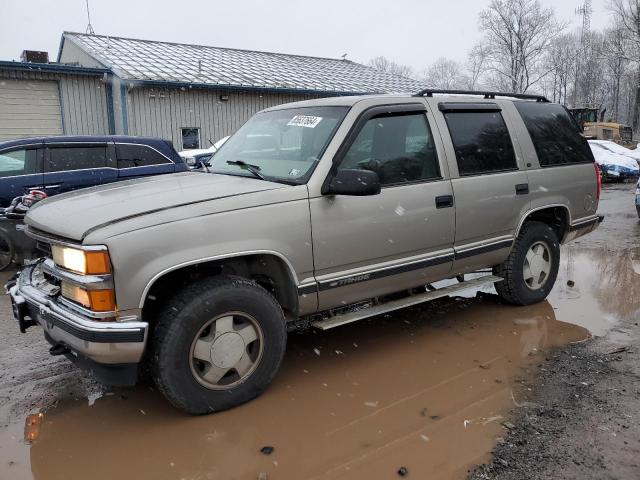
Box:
(179, 136), (229, 168)
(589, 140), (640, 164)
(589, 141), (640, 181)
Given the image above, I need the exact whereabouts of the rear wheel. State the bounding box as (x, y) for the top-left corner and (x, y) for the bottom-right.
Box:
(493, 221), (560, 306)
(151, 276), (287, 415)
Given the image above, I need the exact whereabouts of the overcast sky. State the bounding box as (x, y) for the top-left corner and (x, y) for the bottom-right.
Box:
(0, 0), (613, 73)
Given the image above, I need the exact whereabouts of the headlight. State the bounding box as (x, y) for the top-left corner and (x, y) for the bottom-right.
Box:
(51, 245), (111, 275)
(61, 282), (116, 312)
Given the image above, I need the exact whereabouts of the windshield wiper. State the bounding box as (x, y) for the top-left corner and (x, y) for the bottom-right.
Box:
(226, 160), (267, 181)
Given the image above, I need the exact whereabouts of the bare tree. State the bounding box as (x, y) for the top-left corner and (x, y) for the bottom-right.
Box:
(602, 24), (627, 119)
(609, 0), (640, 133)
(465, 44), (489, 90)
(423, 57), (466, 89)
(367, 56), (415, 79)
(479, 0), (565, 93)
(544, 34), (577, 104)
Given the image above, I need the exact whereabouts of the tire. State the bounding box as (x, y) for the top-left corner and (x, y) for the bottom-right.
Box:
(493, 221), (560, 306)
(0, 231), (14, 271)
(151, 276), (287, 415)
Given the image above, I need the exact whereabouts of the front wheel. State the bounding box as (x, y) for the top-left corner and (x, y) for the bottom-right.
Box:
(151, 276), (287, 415)
(493, 221), (560, 306)
(0, 230), (14, 271)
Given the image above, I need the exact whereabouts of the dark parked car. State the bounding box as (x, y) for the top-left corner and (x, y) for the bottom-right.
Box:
(0, 136), (188, 206)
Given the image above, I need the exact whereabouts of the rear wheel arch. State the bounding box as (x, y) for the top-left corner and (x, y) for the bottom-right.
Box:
(516, 205), (571, 244)
(141, 253), (300, 322)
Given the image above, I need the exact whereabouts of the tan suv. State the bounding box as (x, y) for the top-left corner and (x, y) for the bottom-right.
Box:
(9, 90), (603, 414)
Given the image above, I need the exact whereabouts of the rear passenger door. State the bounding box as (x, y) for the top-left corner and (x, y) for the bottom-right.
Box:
(43, 143), (117, 196)
(431, 101), (531, 273)
(116, 143), (176, 179)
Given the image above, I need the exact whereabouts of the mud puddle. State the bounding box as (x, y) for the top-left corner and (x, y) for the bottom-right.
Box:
(2, 299), (588, 480)
(1, 244), (638, 480)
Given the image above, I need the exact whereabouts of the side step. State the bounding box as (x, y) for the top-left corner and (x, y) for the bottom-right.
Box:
(311, 275), (503, 331)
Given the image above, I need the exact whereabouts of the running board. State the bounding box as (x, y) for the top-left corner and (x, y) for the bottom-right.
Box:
(311, 275), (503, 331)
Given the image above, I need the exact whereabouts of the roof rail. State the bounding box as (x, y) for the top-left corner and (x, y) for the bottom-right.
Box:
(413, 88), (549, 103)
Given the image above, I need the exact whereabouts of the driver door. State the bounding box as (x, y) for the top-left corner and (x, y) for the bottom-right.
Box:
(309, 104), (456, 310)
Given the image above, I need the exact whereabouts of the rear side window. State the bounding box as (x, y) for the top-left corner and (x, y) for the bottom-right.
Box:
(514, 103), (593, 166)
(116, 144), (171, 168)
(0, 148), (38, 178)
(48, 146), (107, 172)
(444, 111), (517, 176)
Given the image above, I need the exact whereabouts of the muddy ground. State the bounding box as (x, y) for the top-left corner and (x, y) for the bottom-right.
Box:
(470, 182), (640, 480)
(0, 183), (638, 480)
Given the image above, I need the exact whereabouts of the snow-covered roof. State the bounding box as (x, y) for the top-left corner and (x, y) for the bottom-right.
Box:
(61, 32), (424, 95)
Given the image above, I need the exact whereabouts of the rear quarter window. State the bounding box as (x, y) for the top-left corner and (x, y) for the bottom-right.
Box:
(116, 144), (172, 168)
(514, 103), (594, 167)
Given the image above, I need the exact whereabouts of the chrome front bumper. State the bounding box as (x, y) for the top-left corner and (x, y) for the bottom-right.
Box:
(8, 264), (148, 366)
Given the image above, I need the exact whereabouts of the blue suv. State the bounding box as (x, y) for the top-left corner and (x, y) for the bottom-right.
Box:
(0, 136), (188, 206)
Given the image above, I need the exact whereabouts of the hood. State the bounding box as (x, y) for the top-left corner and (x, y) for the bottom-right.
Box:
(26, 172), (285, 241)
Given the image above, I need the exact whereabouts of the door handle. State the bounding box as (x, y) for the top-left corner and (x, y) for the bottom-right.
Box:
(43, 184), (61, 189)
(435, 195), (454, 209)
(515, 183), (529, 195)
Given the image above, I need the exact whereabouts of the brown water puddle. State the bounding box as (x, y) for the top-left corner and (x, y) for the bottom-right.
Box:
(3, 297), (588, 480)
(2, 245), (639, 480)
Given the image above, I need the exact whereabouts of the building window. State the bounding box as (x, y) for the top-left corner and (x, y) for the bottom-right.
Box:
(182, 128), (200, 150)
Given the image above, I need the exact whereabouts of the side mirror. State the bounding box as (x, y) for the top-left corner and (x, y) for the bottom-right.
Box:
(323, 169), (381, 196)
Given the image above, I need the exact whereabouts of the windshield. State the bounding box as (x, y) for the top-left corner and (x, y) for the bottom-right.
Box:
(209, 106), (349, 183)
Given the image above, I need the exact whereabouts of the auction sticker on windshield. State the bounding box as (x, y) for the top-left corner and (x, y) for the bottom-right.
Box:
(287, 115), (323, 128)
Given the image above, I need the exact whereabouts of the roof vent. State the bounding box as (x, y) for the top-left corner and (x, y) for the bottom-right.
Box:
(20, 50), (49, 64)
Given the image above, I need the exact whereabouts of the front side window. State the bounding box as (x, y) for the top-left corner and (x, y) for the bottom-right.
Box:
(338, 113), (441, 186)
(182, 128), (200, 150)
(0, 148), (38, 178)
(116, 144), (171, 168)
(444, 111), (517, 176)
(210, 106), (349, 183)
(48, 146), (107, 172)
(514, 102), (594, 167)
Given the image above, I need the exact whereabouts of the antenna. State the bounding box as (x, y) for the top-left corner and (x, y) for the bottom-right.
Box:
(85, 0), (95, 35)
(575, 0), (592, 49)
(341, 53), (347, 60)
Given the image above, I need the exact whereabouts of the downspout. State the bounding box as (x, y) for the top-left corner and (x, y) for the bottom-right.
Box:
(103, 72), (116, 135)
(120, 80), (130, 135)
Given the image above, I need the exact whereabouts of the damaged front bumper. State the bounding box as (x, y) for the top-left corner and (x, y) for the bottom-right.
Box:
(7, 263), (148, 386)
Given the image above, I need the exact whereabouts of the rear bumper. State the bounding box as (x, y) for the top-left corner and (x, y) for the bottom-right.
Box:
(8, 265), (148, 384)
(565, 214), (604, 243)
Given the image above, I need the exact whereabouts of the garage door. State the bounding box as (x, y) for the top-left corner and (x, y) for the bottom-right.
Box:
(0, 78), (63, 141)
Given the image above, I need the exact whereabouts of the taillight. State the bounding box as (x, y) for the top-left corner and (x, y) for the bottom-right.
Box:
(594, 163), (601, 200)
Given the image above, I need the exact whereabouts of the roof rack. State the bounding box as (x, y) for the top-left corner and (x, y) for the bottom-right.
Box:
(413, 88), (549, 103)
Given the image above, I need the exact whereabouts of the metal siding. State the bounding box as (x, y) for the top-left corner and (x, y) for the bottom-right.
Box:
(126, 86), (317, 149)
